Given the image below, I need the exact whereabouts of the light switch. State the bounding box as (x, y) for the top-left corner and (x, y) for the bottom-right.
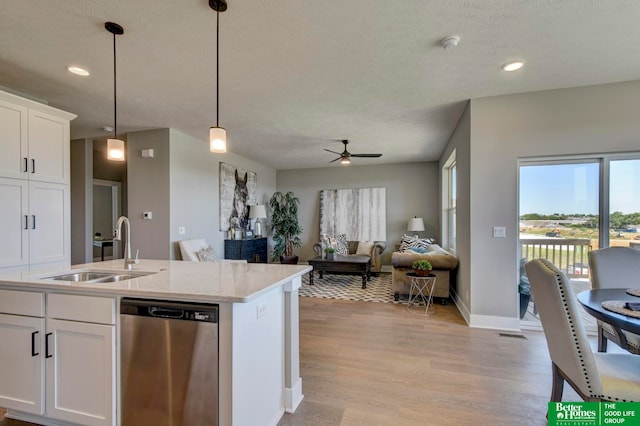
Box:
(493, 226), (506, 238)
(178, 226), (186, 235)
(143, 212), (152, 220)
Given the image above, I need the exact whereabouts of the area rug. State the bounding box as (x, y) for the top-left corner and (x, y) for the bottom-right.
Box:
(299, 272), (394, 303)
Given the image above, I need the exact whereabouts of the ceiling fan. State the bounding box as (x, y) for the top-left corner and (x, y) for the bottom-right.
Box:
(324, 139), (382, 164)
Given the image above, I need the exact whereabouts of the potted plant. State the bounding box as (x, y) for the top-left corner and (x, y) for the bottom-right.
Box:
(412, 259), (433, 276)
(324, 247), (336, 260)
(269, 191), (303, 264)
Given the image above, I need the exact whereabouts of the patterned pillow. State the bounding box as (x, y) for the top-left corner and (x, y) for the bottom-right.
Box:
(196, 245), (218, 262)
(398, 234), (435, 252)
(334, 234), (349, 255)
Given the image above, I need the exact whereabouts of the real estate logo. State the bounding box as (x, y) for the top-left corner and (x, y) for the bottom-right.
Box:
(548, 402), (640, 426)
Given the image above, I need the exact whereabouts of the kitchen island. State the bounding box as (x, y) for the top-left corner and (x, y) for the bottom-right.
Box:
(0, 259), (311, 426)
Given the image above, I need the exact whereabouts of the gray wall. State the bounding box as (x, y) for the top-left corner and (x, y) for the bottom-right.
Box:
(169, 129), (277, 260)
(70, 139), (93, 265)
(464, 79), (640, 329)
(127, 129), (171, 259)
(276, 162), (439, 265)
(439, 104), (470, 311)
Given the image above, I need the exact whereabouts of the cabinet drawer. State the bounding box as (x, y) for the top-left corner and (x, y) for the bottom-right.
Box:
(0, 289), (44, 317)
(47, 293), (115, 325)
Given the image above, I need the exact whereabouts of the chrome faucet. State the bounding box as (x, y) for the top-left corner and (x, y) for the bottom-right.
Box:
(114, 216), (139, 270)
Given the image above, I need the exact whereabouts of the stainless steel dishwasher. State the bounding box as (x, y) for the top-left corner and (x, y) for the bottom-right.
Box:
(120, 298), (219, 426)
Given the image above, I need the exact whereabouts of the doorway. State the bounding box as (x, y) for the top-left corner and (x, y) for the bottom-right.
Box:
(93, 179), (122, 261)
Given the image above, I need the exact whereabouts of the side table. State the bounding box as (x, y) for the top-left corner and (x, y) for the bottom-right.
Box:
(406, 272), (437, 315)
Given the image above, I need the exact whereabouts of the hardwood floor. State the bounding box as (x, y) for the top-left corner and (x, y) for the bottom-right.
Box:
(2, 297), (584, 426)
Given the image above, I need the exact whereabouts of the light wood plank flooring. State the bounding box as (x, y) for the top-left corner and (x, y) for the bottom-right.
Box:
(2, 297), (586, 426)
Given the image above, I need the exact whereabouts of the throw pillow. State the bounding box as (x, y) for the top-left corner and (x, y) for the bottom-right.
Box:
(356, 240), (375, 256)
(196, 245), (218, 262)
(399, 234), (435, 252)
(334, 234), (349, 255)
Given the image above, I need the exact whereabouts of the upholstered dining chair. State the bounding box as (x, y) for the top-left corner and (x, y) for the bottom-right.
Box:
(525, 259), (640, 404)
(589, 247), (640, 354)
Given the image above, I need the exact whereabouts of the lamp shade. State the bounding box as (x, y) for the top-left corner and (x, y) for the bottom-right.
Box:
(107, 138), (125, 161)
(249, 204), (267, 219)
(210, 127), (227, 153)
(407, 217), (425, 232)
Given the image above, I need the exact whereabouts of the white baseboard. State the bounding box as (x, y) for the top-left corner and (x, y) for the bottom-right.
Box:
(284, 378), (304, 413)
(450, 289), (521, 331)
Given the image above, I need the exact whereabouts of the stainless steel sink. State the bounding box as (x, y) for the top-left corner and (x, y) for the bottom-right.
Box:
(42, 270), (154, 283)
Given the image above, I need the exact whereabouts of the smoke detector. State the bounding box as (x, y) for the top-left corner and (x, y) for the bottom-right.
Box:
(440, 36), (460, 50)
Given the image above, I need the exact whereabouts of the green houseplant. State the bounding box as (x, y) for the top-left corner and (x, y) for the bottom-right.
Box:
(269, 191), (303, 264)
(324, 247), (336, 260)
(412, 259), (433, 276)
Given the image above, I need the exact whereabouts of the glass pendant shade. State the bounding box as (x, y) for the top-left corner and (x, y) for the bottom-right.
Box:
(107, 138), (125, 161)
(209, 126), (227, 153)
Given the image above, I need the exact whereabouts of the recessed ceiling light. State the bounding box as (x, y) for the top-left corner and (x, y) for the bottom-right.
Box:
(501, 61), (524, 72)
(67, 66), (90, 76)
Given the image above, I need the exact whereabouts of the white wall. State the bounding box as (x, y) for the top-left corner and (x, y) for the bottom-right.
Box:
(70, 139), (93, 264)
(465, 80), (640, 329)
(169, 129), (277, 260)
(276, 162), (439, 265)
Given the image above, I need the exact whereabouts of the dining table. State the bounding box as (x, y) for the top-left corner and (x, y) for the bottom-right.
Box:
(577, 288), (640, 335)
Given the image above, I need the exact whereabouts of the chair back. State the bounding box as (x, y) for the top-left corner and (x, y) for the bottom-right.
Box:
(525, 259), (602, 396)
(178, 238), (210, 261)
(589, 247), (640, 290)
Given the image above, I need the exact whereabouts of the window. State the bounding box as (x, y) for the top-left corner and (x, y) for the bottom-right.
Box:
(443, 151), (456, 252)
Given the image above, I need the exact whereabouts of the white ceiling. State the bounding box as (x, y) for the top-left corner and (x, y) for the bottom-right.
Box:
(2, 0), (640, 170)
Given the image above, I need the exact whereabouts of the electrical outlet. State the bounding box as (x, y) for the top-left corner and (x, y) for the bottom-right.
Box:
(256, 304), (267, 319)
(493, 226), (506, 238)
(178, 227), (186, 235)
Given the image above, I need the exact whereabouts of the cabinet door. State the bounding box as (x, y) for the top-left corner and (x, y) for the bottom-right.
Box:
(46, 319), (115, 426)
(28, 109), (69, 184)
(0, 314), (45, 414)
(29, 181), (69, 267)
(0, 99), (27, 180)
(0, 178), (28, 268)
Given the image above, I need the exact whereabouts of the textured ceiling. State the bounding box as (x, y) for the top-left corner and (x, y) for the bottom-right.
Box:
(2, 0), (640, 169)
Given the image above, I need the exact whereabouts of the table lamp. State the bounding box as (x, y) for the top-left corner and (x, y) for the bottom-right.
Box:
(249, 205), (267, 237)
(407, 216), (425, 238)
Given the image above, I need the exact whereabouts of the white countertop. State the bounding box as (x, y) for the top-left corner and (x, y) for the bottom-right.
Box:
(0, 260), (312, 303)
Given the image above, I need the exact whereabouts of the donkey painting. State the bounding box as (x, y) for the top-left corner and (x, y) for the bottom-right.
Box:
(230, 170), (249, 229)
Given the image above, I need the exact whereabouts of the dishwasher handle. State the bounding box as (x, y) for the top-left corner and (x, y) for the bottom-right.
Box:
(148, 307), (184, 319)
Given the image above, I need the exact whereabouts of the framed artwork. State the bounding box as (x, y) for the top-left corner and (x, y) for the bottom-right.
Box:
(219, 162), (257, 230)
(319, 187), (386, 241)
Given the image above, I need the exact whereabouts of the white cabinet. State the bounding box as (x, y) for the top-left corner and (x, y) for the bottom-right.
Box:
(0, 290), (116, 426)
(0, 90), (75, 272)
(0, 178), (69, 270)
(0, 289), (45, 415)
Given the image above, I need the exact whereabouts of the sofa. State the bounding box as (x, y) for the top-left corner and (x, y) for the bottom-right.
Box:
(391, 244), (458, 303)
(313, 240), (386, 275)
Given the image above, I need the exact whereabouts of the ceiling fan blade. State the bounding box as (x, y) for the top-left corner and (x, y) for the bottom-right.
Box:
(329, 157), (342, 163)
(351, 153), (382, 157)
(324, 149), (342, 155)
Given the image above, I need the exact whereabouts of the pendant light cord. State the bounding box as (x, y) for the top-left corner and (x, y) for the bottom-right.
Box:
(113, 31), (118, 139)
(216, 8), (220, 127)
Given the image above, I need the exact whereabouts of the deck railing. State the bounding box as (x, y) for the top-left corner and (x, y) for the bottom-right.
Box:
(520, 238), (592, 278)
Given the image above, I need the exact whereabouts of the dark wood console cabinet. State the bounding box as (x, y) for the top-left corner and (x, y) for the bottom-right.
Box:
(224, 238), (268, 263)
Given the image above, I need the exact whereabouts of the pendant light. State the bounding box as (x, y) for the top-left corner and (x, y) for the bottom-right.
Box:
(105, 22), (125, 161)
(209, 0), (227, 153)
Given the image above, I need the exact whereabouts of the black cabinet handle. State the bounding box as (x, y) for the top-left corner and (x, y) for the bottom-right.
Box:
(31, 331), (39, 356)
(31, 158), (35, 174)
(24, 157), (28, 173)
(45, 332), (53, 358)
(24, 215), (29, 230)
(32, 215), (36, 230)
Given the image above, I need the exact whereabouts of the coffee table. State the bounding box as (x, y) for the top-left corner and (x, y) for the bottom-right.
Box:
(307, 255), (371, 289)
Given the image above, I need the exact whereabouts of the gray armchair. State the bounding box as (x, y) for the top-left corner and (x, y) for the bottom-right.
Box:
(312, 240), (385, 275)
(589, 247), (640, 354)
(526, 259), (640, 404)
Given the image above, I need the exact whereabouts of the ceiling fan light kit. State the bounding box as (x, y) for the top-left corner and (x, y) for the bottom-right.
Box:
(105, 21), (126, 162)
(209, 0), (228, 153)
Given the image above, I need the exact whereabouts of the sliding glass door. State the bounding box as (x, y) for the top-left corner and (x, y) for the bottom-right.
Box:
(609, 159), (640, 249)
